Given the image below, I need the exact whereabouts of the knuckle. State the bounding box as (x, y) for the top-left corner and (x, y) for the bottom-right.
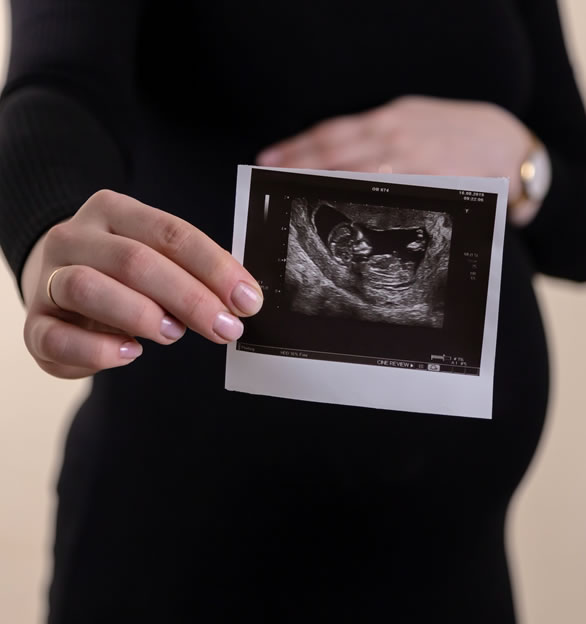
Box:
(117, 243), (153, 284)
(334, 116), (355, 135)
(318, 115), (351, 135)
(310, 117), (356, 157)
(366, 106), (392, 129)
(61, 266), (96, 307)
(44, 221), (75, 254)
(180, 288), (210, 328)
(393, 95), (412, 109)
(206, 249), (235, 284)
(312, 124), (331, 143)
(362, 113), (383, 136)
(312, 122), (336, 145)
(79, 189), (122, 219)
(131, 299), (154, 336)
(39, 323), (69, 362)
(89, 188), (121, 208)
(156, 218), (192, 257)
(316, 144), (338, 165)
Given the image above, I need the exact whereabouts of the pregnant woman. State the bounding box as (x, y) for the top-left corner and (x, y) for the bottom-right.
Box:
(0, 1), (585, 622)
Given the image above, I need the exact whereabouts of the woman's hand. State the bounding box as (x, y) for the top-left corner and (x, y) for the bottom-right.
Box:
(257, 95), (535, 223)
(21, 190), (263, 379)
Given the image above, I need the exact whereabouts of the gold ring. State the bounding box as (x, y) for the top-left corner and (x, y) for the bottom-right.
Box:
(46, 267), (64, 308)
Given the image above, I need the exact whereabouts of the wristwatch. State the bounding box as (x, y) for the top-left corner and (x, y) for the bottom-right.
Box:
(511, 138), (552, 225)
(520, 141), (552, 202)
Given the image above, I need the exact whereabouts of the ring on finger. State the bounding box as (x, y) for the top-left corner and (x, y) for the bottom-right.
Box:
(47, 267), (65, 309)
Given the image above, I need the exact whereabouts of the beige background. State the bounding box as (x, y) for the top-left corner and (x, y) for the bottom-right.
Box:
(0, 2), (585, 622)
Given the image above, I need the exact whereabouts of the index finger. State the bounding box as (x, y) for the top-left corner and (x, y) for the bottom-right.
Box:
(80, 190), (263, 317)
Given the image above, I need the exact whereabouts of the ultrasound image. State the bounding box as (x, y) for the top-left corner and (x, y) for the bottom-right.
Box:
(284, 198), (452, 327)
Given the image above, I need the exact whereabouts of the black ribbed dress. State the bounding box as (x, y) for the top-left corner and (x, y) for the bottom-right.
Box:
(1, 1), (585, 622)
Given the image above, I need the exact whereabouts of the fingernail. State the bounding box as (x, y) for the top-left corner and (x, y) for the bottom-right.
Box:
(120, 341), (143, 360)
(213, 311), (244, 342)
(257, 149), (280, 166)
(160, 315), (185, 340)
(231, 281), (263, 315)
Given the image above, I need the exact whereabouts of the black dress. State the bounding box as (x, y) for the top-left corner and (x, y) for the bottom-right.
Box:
(1, 1), (585, 622)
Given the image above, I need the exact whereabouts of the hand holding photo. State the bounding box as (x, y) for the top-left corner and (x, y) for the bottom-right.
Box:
(226, 166), (508, 419)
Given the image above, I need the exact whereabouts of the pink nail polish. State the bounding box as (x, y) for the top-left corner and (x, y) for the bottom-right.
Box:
(120, 341), (143, 360)
(213, 311), (244, 342)
(161, 315), (185, 340)
(231, 282), (263, 315)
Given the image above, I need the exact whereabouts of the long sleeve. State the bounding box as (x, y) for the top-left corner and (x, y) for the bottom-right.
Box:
(0, 0), (143, 285)
(516, 0), (586, 282)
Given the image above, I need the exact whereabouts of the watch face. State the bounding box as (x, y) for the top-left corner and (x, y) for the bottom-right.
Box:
(524, 147), (552, 201)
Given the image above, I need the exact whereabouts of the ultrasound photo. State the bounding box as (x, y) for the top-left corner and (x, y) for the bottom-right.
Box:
(229, 166), (507, 418)
(284, 198), (452, 327)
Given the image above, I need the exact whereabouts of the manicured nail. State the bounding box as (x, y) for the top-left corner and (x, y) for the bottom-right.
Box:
(257, 149), (280, 166)
(213, 311), (244, 342)
(120, 341), (143, 360)
(231, 281), (263, 315)
(160, 315), (185, 340)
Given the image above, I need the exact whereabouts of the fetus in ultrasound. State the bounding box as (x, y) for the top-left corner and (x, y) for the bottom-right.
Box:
(284, 198), (452, 327)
